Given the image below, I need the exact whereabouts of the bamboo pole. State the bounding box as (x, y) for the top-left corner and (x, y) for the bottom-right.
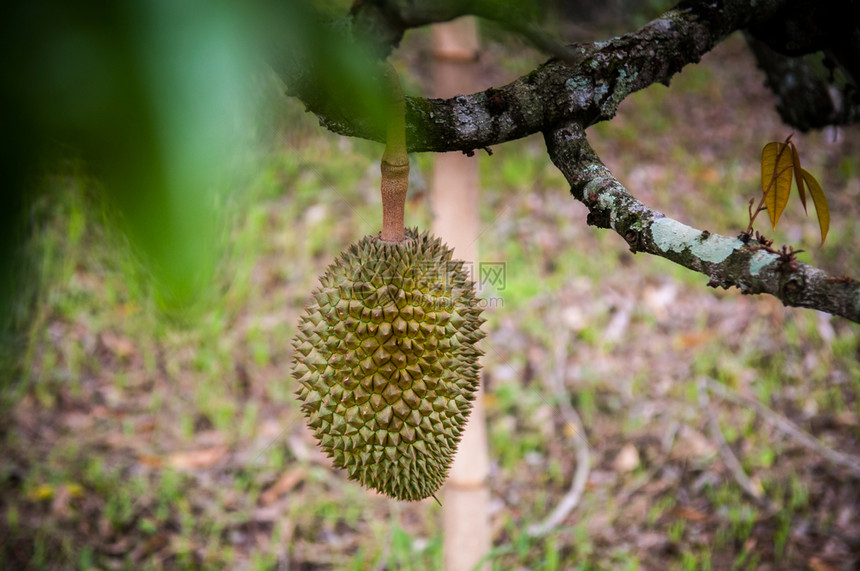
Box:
(430, 17), (490, 571)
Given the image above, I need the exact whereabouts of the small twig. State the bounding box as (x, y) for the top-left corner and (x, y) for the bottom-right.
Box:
(696, 378), (780, 513)
(753, 230), (773, 248)
(704, 377), (860, 478)
(528, 327), (591, 537)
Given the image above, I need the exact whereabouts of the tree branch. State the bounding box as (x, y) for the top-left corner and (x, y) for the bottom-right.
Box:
(745, 0), (860, 84)
(745, 34), (860, 131)
(697, 378), (779, 512)
(543, 121), (860, 323)
(527, 326), (590, 537)
(286, 0), (788, 152)
(282, 0), (860, 322)
(348, 0), (581, 64)
(347, 0), (471, 56)
(704, 377), (860, 478)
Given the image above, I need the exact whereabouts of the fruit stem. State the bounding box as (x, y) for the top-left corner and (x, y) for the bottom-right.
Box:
(380, 63), (409, 242)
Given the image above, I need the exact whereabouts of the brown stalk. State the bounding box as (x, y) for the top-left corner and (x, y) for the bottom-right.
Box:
(380, 63), (410, 242)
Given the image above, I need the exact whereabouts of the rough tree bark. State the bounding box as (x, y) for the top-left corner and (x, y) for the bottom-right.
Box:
(281, 0), (860, 323)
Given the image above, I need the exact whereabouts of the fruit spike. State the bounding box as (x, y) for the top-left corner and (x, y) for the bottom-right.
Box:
(292, 228), (485, 501)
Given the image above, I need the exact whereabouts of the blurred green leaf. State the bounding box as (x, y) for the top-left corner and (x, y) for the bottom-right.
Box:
(1, 0), (398, 324)
(1, 0), (270, 320)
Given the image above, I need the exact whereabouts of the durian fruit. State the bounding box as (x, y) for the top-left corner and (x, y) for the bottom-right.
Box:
(292, 228), (485, 501)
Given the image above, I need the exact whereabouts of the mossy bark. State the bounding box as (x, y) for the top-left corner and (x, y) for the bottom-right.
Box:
(283, 0), (860, 321)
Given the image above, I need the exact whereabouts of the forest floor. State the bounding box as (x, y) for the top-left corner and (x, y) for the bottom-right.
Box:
(2, 21), (860, 571)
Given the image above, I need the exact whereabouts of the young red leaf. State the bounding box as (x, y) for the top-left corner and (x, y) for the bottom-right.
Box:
(761, 142), (794, 229)
(801, 168), (829, 244)
(790, 142), (808, 214)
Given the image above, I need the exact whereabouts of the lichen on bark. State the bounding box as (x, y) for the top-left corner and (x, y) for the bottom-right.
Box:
(283, 0), (860, 323)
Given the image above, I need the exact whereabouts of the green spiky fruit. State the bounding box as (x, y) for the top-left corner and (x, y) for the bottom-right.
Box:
(292, 228), (485, 501)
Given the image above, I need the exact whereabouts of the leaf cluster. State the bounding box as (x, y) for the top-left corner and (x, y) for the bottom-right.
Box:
(755, 134), (829, 244)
